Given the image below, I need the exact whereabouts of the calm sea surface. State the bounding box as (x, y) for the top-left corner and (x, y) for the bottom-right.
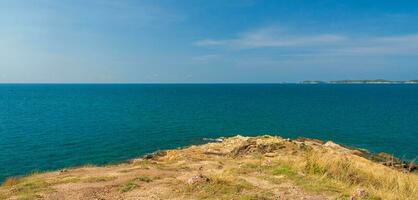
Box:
(1, 84), (417, 181)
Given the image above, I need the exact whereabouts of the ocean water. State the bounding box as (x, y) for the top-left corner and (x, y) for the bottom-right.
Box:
(0, 84), (417, 181)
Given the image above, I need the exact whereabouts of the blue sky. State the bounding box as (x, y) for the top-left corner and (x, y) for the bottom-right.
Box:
(1, 0), (418, 83)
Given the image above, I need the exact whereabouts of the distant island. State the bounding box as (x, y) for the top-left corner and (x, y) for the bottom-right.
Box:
(301, 79), (418, 84)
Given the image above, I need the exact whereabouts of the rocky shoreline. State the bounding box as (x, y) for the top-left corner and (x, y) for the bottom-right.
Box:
(145, 136), (416, 173)
(1, 135), (417, 199)
(294, 137), (417, 173)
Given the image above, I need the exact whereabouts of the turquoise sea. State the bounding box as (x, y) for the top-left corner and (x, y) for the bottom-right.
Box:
(0, 84), (417, 181)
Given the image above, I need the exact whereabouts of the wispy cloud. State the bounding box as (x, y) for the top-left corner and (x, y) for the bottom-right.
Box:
(194, 26), (418, 56)
(194, 39), (225, 46)
(333, 34), (418, 56)
(191, 54), (221, 63)
(194, 26), (346, 49)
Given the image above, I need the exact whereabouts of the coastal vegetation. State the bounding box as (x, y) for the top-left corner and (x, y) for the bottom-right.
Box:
(302, 79), (418, 84)
(0, 136), (417, 199)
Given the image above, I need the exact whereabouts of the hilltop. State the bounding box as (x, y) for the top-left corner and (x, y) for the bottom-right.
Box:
(1, 135), (417, 200)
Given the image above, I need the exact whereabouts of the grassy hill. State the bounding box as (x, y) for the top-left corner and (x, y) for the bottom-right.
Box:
(1, 135), (417, 200)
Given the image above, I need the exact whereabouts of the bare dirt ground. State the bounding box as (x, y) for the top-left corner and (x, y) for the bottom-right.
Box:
(1, 135), (417, 200)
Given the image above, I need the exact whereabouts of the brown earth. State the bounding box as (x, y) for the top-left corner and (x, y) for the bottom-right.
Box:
(1, 135), (417, 200)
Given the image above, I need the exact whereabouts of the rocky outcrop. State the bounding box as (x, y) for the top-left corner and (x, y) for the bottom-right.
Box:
(1, 135), (416, 200)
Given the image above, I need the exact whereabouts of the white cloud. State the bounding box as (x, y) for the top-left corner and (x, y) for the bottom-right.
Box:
(195, 26), (418, 56)
(192, 54), (221, 63)
(376, 34), (418, 43)
(333, 34), (418, 56)
(194, 39), (225, 46)
(194, 26), (346, 49)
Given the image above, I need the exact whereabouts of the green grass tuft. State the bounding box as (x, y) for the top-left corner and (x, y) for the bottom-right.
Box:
(133, 176), (153, 183)
(271, 166), (296, 176)
(119, 182), (137, 193)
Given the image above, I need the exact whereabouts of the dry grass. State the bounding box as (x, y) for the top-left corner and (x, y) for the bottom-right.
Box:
(179, 173), (269, 200)
(119, 181), (138, 193)
(0, 174), (54, 200)
(301, 150), (418, 200)
(81, 176), (116, 183)
(1, 177), (19, 188)
(220, 139), (418, 199)
(262, 149), (418, 199)
(0, 135), (416, 200)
